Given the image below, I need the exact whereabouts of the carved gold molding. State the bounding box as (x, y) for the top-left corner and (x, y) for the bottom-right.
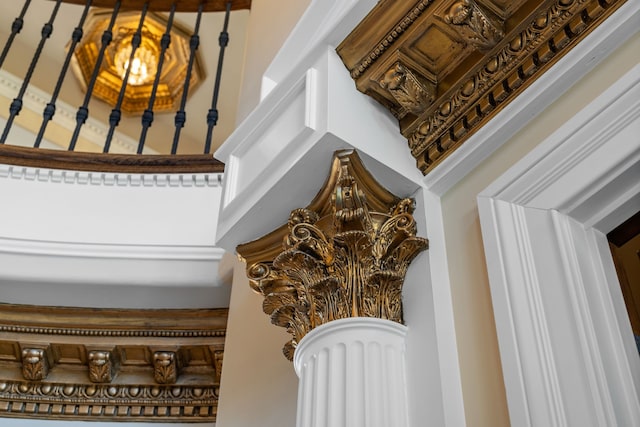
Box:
(0, 381), (219, 420)
(237, 150), (428, 360)
(337, 0), (626, 174)
(0, 303), (226, 422)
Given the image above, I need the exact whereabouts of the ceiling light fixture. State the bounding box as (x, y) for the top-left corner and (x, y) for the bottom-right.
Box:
(71, 10), (204, 115)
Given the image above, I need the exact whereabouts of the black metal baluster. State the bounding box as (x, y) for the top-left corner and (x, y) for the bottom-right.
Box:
(204, 0), (232, 155)
(103, 2), (149, 153)
(0, 0), (62, 145)
(68, 1), (121, 151)
(0, 0), (32, 70)
(137, 2), (177, 154)
(171, 1), (204, 155)
(34, 0), (93, 148)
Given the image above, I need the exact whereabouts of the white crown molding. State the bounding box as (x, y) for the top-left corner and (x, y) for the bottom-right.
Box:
(0, 163), (223, 187)
(423, 0), (640, 197)
(0, 68), (156, 154)
(478, 63), (640, 427)
(0, 236), (225, 261)
(0, 238), (231, 308)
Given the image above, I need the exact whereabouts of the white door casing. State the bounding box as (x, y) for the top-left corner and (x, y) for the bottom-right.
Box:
(478, 65), (640, 426)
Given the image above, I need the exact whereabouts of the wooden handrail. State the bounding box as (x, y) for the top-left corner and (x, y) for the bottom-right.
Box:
(0, 144), (224, 174)
(47, 0), (251, 12)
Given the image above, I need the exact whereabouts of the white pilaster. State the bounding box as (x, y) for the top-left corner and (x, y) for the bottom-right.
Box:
(294, 318), (409, 427)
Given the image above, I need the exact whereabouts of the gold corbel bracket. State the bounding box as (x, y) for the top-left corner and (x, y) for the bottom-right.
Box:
(87, 348), (119, 383)
(237, 150), (428, 360)
(152, 349), (183, 384)
(20, 346), (52, 381)
(443, 0), (504, 50)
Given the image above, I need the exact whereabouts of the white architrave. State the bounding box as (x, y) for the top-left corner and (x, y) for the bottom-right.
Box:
(477, 66), (640, 426)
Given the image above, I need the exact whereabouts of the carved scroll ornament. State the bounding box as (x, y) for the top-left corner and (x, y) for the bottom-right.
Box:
(238, 151), (428, 360)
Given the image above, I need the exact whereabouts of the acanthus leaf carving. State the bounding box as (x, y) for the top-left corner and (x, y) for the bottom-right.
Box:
(153, 351), (178, 384)
(444, 0), (504, 50)
(239, 151), (428, 360)
(88, 350), (116, 383)
(378, 62), (436, 118)
(21, 348), (49, 381)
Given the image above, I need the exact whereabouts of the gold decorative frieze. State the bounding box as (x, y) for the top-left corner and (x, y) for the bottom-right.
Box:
(21, 348), (49, 381)
(0, 303), (226, 422)
(238, 150), (428, 360)
(0, 380), (218, 421)
(337, 0), (626, 174)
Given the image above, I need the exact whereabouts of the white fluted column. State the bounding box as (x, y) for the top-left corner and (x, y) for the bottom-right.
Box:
(293, 318), (409, 427)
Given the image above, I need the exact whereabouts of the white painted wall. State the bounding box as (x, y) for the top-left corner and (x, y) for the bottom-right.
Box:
(234, 0), (312, 123)
(215, 255), (299, 427)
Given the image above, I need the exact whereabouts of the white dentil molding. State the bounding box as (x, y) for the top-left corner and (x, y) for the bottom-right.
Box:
(423, 0), (640, 197)
(0, 163), (222, 187)
(477, 64), (640, 427)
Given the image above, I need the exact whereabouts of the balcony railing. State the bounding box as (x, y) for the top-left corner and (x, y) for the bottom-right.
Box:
(0, 0), (251, 172)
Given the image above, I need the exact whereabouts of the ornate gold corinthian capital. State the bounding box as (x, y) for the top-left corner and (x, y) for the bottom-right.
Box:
(237, 151), (429, 360)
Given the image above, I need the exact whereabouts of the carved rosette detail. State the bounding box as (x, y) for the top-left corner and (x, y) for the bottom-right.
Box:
(444, 0), (504, 50)
(242, 151), (429, 360)
(21, 348), (49, 381)
(153, 351), (178, 384)
(378, 62), (436, 117)
(88, 350), (115, 383)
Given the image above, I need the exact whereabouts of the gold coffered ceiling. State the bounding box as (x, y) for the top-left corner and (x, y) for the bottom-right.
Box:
(337, 0), (626, 174)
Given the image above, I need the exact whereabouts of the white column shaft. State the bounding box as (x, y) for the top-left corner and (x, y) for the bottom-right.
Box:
(294, 318), (409, 427)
